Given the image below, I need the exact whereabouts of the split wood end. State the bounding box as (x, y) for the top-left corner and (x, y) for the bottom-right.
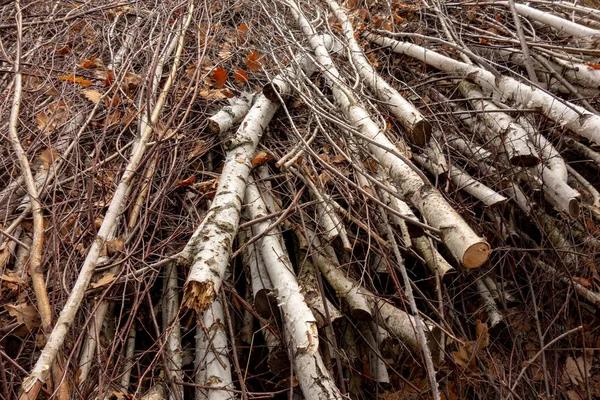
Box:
(183, 281), (216, 312)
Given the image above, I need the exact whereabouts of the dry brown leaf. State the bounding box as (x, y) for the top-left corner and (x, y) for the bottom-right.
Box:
(564, 356), (592, 386)
(105, 238), (124, 256)
(5, 303), (41, 331)
(83, 89), (103, 103)
(176, 176), (197, 187)
(78, 57), (102, 69)
(475, 319), (489, 351)
(212, 67), (228, 88)
(91, 272), (116, 289)
(246, 50), (262, 71)
(39, 147), (59, 168)
(234, 69), (249, 83)
(199, 88), (228, 100)
(567, 389), (584, 400)
(104, 110), (123, 128)
(187, 140), (208, 160)
(452, 342), (475, 369)
(573, 277), (592, 288)
(60, 73), (93, 87)
(252, 151), (273, 166)
(36, 101), (70, 133)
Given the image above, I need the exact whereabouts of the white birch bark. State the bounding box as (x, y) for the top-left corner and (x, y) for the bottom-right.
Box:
(567, 165), (600, 219)
(378, 173), (425, 238)
(207, 93), (255, 135)
(523, 165), (581, 218)
(245, 178), (319, 354)
(263, 35), (340, 101)
(162, 263), (183, 400)
(120, 324), (137, 393)
(181, 95), (279, 312)
(476, 46), (600, 90)
(297, 258), (343, 328)
(195, 323), (208, 400)
(504, 2), (600, 43)
(552, 56), (600, 90)
(286, 1), (490, 269)
(537, 261), (600, 307)
(326, 0), (431, 145)
(412, 236), (455, 278)
(366, 34), (600, 145)
(306, 228), (439, 354)
(203, 300), (234, 400)
(475, 278), (503, 328)
(303, 174), (351, 248)
(305, 229), (373, 321)
(449, 165), (508, 206)
(517, 116), (567, 182)
(357, 322), (390, 384)
(458, 81), (540, 167)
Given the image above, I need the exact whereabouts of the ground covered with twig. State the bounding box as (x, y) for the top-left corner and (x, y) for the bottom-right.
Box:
(1, 1), (600, 399)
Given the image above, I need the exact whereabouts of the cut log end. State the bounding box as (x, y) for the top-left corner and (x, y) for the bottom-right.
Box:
(205, 119), (221, 135)
(408, 119), (432, 147)
(510, 154), (540, 168)
(568, 199), (580, 219)
(263, 82), (283, 102)
(254, 289), (276, 319)
(462, 241), (491, 269)
(351, 308), (373, 322)
(183, 281), (215, 312)
(406, 222), (425, 238)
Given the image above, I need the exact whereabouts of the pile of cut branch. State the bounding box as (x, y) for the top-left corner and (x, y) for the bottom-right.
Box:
(1, 0), (600, 399)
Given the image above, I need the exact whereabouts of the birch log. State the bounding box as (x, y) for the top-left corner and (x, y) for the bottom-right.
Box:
(203, 300), (234, 400)
(500, 2), (600, 44)
(239, 227), (275, 319)
(181, 95), (278, 312)
(366, 34), (600, 145)
(458, 81), (540, 167)
(285, 0), (490, 269)
(327, 0), (431, 145)
(244, 179), (342, 399)
(207, 93), (255, 135)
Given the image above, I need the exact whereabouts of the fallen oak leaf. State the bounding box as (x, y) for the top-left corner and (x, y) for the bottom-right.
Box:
(246, 50), (262, 72)
(38, 147), (59, 168)
(90, 272), (116, 289)
(78, 56), (99, 68)
(60, 73), (93, 87)
(564, 355), (592, 386)
(234, 69), (249, 83)
(212, 66), (228, 88)
(5, 303), (42, 331)
(82, 89), (103, 103)
(252, 151), (273, 166)
(176, 176), (197, 187)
